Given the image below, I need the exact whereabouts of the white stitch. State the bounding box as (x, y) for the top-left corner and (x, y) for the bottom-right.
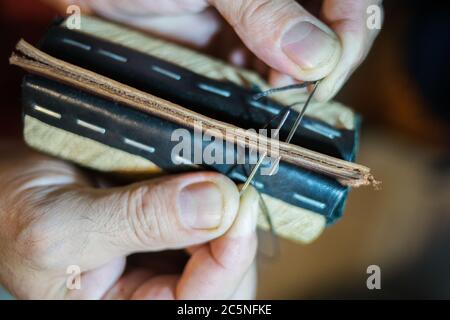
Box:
(293, 193), (326, 210)
(151, 65), (181, 80)
(248, 100), (279, 115)
(231, 171), (247, 182)
(124, 138), (155, 153)
(76, 119), (106, 134)
(303, 122), (341, 139)
(198, 83), (231, 97)
(62, 38), (91, 51)
(173, 155), (199, 168)
(253, 181), (264, 189)
(33, 105), (61, 119)
(97, 49), (127, 63)
(231, 172), (264, 189)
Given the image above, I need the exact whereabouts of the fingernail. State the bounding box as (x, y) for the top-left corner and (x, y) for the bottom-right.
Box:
(179, 182), (224, 230)
(282, 21), (338, 70)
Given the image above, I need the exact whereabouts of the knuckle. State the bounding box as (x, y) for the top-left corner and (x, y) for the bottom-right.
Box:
(125, 185), (172, 247)
(234, 0), (273, 29)
(14, 212), (56, 269)
(11, 189), (80, 270)
(1, 186), (68, 270)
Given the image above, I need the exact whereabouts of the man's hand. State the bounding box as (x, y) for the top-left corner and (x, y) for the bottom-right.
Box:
(49, 0), (383, 101)
(4, 0), (384, 299)
(0, 143), (258, 299)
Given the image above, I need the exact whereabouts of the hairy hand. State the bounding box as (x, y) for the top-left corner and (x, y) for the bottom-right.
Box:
(0, 143), (258, 299)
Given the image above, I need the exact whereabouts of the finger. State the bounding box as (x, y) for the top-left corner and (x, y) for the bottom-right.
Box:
(210, 0), (341, 81)
(74, 1), (217, 47)
(131, 275), (179, 300)
(185, 244), (206, 255)
(316, 0), (383, 101)
(102, 268), (154, 300)
(230, 262), (257, 300)
(268, 69), (303, 88)
(176, 187), (259, 299)
(126, 261), (257, 300)
(83, 0), (208, 16)
(30, 171), (239, 270)
(66, 257), (126, 300)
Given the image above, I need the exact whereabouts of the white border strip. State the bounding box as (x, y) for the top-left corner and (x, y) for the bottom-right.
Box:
(198, 83), (231, 97)
(76, 119), (106, 134)
(151, 65), (181, 80)
(97, 49), (128, 63)
(293, 193), (326, 210)
(33, 105), (61, 119)
(124, 138), (155, 153)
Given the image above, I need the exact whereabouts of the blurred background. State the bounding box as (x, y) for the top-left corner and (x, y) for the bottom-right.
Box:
(1, 0), (449, 299)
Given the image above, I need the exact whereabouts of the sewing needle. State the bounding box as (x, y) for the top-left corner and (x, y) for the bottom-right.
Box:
(239, 107), (291, 195)
(265, 80), (320, 176)
(240, 81), (320, 195)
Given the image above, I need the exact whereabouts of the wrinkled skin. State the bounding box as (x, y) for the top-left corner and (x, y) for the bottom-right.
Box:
(0, 0), (382, 299)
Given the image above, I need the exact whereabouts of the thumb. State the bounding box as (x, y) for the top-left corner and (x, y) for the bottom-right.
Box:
(210, 0), (341, 81)
(42, 172), (239, 268)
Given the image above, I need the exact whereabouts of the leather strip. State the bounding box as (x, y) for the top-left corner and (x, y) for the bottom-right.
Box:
(39, 26), (356, 161)
(10, 40), (377, 187)
(22, 75), (348, 223)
